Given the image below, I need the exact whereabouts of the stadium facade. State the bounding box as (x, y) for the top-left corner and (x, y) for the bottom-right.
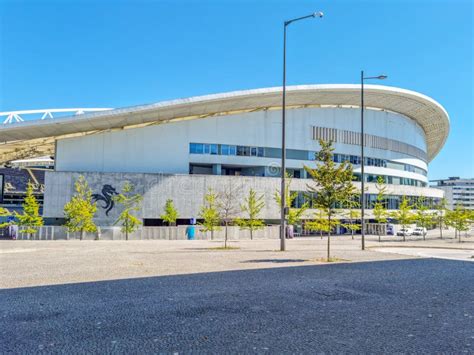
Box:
(0, 85), (449, 226)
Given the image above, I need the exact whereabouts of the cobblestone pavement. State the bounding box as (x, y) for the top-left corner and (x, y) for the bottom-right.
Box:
(0, 236), (416, 289)
(1, 259), (473, 353)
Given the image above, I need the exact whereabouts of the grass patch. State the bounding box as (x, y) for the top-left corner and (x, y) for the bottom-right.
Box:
(207, 246), (241, 251)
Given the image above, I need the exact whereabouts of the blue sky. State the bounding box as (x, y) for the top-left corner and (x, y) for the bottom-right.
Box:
(0, 0), (472, 180)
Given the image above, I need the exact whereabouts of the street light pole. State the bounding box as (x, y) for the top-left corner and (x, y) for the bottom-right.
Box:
(360, 71), (387, 251)
(280, 11), (323, 252)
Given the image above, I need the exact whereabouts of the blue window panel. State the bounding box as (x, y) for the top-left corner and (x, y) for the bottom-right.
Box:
(257, 147), (264, 157)
(210, 144), (218, 155)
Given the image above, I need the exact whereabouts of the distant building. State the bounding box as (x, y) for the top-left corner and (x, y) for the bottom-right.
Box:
(431, 177), (474, 210)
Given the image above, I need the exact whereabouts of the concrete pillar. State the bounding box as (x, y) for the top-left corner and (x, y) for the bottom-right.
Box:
(212, 164), (222, 175)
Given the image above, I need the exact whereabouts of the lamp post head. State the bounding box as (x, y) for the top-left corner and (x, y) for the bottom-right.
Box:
(377, 75), (388, 80)
(313, 11), (324, 18)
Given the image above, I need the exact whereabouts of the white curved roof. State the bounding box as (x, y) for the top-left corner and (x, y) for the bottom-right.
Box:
(0, 84), (449, 163)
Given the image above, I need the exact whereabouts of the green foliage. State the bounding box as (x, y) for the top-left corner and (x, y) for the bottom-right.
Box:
(434, 197), (448, 238)
(63, 175), (97, 239)
(390, 196), (414, 241)
(305, 140), (357, 260)
(199, 188), (221, 239)
(274, 173), (308, 226)
(237, 188), (265, 239)
(372, 176), (388, 240)
(343, 197), (361, 239)
(306, 208), (334, 238)
(16, 181), (43, 236)
(445, 204), (471, 242)
(414, 196), (434, 240)
(0, 207), (12, 228)
(113, 181), (143, 240)
(161, 199), (179, 226)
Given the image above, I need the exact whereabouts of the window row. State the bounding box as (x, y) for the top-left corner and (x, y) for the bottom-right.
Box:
(291, 191), (440, 210)
(189, 143), (264, 157)
(190, 143), (427, 176)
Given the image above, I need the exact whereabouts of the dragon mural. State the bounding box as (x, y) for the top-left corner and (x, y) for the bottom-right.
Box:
(92, 185), (118, 216)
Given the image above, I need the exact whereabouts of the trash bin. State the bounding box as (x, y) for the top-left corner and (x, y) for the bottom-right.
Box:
(186, 225), (196, 240)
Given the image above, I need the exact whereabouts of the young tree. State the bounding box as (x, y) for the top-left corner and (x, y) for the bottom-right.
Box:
(390, 196), (414, 242)
(63, 175), (97, 240)
(113, 181), (143, 241)
(305, 207), (332, 239)
(434, 197), (448, 239)
(446, 204), (470, 243)
(217, 183), (241, 248)
(305, 140), (357, 261)
(16, 181), (43, 239)
(238, 188), (265, 240)
(373, 176), (388, 242)
(414, 196), (434, 241)
(161, 199), (179, 226)
(274, 174), (308, 235)
(199, 188), (221, 240)
(344, 196), (361, 240)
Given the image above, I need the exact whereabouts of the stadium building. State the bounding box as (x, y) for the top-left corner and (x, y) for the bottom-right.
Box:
(0, 85), (449, 226)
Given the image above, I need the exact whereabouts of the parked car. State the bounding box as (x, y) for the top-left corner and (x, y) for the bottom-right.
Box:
(412, 227), (427, 236)
(396, 228), (413, 236)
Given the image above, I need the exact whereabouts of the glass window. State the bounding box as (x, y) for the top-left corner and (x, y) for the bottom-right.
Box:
(221, 145), (229, 155)
(190, 143), (204, 154)
(210, 144), (218, 155)
(251, 147), (257, 156)
(257, 147), (264, 157)
(229, 145), (237, 155)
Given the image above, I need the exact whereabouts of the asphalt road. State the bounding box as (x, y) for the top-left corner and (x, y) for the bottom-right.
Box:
(1, 259), (473, 353)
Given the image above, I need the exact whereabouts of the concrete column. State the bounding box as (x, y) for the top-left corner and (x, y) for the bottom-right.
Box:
(212, 164), (222, 175)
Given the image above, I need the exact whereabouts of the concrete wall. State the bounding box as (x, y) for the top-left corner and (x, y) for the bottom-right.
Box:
(55, 107), (428, 177)
(44, 171), (444, 226)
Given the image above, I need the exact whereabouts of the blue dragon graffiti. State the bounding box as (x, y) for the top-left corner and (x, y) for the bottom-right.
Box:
(92, 185), (118, 216)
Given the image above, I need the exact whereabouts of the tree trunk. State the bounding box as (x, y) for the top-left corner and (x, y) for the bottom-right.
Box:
(80, 229), (84, 241)
(458, 229), (461, 243)
(224, 222), (228, 248)
(403, 225), (406, 242)
(125, 218), (129, 241)
(423, 228), (426, 241)
(439, 218), (443, 239)
(211, 229), (214, 240)
(320, 230), (322, 239)
(327, 215), (331, 261)
(250, 228), (253, 240)
(351, 228), (354, 240)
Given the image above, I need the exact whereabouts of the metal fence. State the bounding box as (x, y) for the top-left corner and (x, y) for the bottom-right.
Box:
(12, 225), (281, 241)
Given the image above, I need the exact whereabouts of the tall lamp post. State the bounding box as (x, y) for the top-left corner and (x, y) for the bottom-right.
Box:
(280, 11), (324, 252)
(360, 71), (387, 250)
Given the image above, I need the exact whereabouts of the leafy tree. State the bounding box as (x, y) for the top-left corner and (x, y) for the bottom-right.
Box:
(445, 204), (470, 243)
(390, 196), (414, 242)
(274, 173), (308, 231)
(237, 188), (265, 240)
(305, 207), (332, 239)
(199, 188), (221, 240)
(305, 140), (357, 261)
(344, 196), (361, 240)
(161, 199), (179, 226)
(113, 181), (143, 240)
(63, 175), (97, 240)
(414, 196), (434, 241)
(434, 198), (448, 239)
(373, 176), (388, 242)
(217, 183), (240, 248)
(16, 181), (43, 239)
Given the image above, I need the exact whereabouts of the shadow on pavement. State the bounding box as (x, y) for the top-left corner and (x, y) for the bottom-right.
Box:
(241, 258), (307, 263)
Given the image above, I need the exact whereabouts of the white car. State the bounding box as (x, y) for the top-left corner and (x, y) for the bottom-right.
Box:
(412, 227), (427, 236)
(396, 228), (413, 236)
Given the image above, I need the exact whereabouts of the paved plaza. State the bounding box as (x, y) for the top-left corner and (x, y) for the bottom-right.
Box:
(1, 233), (473, 352)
